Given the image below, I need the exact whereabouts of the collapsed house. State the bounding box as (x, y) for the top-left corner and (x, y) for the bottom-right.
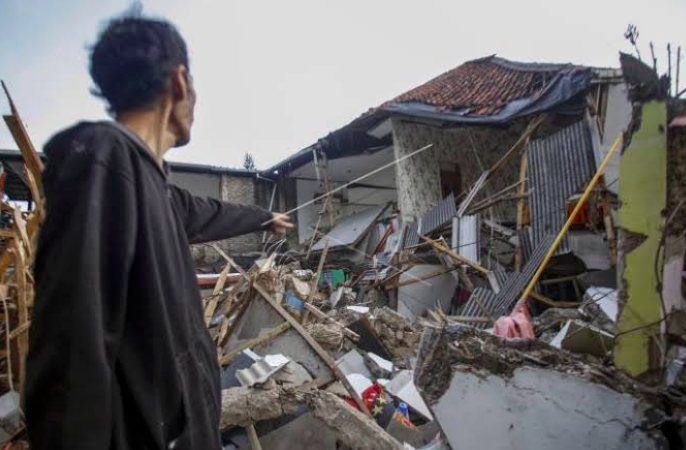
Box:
(0, 51), (685, 450)
(262, 55), (630, 322)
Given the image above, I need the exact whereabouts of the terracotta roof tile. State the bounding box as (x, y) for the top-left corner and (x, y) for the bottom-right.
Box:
(384, 56), (571, 116)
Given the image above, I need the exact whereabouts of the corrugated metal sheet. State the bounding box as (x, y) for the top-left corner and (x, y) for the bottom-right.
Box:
(312, 204), (387, 251)
(403, 222), (420, 249)
(458, 214), (480, 263)
(491, 234), (555, 317)
(420, 192), (456, 235)
(527, 120), (596, 253)
(487, 270), (510, 294)
(456, 287), (498, 329)
(517, 227), (534, 266)
(454, 233), (555, 325)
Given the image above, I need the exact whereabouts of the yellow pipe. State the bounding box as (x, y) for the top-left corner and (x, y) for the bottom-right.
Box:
(516, 133), (624, 307)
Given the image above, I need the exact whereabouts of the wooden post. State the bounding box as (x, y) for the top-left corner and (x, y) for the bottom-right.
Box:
(246, 424), (263, 450)
(515, 149), (529, 271)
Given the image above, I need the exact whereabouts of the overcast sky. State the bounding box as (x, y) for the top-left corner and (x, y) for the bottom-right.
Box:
(0, 0), (684, 169)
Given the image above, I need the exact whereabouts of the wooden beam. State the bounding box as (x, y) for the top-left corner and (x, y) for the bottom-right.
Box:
(220, 321), (291, 366)
(211, 245), (373, 419)
(12, 239), (28, 389)
(2, 81), (44, 192)
(421, 235), (488, 274)
(246, 424), (263, 450)
(516, 150), (529, 271)
(301, 239), (329, 325)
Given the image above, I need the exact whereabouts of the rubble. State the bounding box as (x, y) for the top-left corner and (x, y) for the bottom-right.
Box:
(221, 387), (405, 450)
(1, 49), (684, 450)
(415, 324), (685, 450)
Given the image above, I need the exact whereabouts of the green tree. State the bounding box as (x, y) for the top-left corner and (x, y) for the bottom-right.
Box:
(243, 152), (257, 171)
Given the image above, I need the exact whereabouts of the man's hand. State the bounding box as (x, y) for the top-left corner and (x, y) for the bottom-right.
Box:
(270, 213), (294, 236)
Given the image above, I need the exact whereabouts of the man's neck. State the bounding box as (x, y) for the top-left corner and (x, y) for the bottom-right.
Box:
(117, 107), (176, 165)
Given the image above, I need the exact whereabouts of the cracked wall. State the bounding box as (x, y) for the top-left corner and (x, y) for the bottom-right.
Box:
(615, 101), (667, 378)
(430, 366), (664, 450)
(414, 325), (671, 450)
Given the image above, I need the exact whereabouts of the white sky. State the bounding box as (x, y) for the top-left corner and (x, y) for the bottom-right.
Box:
(0, 0), (684, 169)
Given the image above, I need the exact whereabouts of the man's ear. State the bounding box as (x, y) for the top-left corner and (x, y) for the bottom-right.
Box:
(171, 65), (189, 102)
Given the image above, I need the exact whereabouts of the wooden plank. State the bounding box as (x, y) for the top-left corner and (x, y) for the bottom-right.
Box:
(213, 263), (232, 295)
(301, 239), (329, 325)
(0, 213), (40, 274)
(8, 320), (30, 340)
(12, 239), (28, 389)
(421, 235), (488, 274)
(211, 246), (373, 419)
(254, 282), (373, 418)
(220, 321), (292, 366)
(2, 81), (44, 188)
(516, 150), (529, 272)
(246, 424), (263, 450)
(447, 316), (492, 323)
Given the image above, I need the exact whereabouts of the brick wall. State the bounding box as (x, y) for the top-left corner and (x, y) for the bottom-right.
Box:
(169, 170), (272, 266)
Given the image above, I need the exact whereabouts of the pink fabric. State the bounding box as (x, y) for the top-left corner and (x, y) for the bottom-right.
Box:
(493, 302), (535, 339)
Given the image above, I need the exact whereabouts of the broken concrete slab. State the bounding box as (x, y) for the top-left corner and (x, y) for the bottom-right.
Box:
(336, 349), (373, 379)
(221, 387), (405, 450)
(371, 308), (422, 366)
(415, 324), (680, 450)
(384, 370), (433, 421)
(364, 352), (394, 379)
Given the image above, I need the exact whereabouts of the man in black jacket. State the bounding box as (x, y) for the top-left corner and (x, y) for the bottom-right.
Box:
(24, 14), (293, 450)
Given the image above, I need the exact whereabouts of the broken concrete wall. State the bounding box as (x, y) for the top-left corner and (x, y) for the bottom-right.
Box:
(415, 325), (677, 450)
(391, 118), (521, 222)
(615, 101), (667, 379)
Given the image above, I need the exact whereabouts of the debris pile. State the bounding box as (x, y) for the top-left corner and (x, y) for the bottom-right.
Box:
(206, 55), (686, 449)
(0, 52), (684, 450)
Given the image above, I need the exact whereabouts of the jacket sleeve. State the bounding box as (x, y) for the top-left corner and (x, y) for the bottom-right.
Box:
(169, 184), (273, 244)
(25, 145), (137, 450)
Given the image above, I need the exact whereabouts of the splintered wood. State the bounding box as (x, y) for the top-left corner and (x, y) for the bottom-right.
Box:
(0, 82), (44, 394)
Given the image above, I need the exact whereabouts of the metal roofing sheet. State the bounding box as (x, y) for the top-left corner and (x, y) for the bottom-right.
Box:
(527, 120), (596, 254)
(403, 222), (420, 249)
(311, 204), (387, 251)
(420, 192), (456, 235)
(455, 233), (555, 325)
(491, 234), (555, 317)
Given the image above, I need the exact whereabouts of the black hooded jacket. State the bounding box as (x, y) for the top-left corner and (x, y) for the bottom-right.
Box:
(25, 122), (272, 450)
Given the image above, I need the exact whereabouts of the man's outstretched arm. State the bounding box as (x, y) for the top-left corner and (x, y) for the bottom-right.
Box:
(25, 144), (137, 450)
(169, 184), (292, 244)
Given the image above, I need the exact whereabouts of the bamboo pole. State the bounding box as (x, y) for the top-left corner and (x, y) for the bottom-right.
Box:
(515, 134), (624, 308)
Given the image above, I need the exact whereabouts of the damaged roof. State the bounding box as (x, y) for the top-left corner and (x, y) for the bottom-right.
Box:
(265, 55), (595, 175)
(384, 56), (571, 116)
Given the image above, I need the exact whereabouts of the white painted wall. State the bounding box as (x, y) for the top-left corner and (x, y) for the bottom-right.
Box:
(291, 147), (397, 243)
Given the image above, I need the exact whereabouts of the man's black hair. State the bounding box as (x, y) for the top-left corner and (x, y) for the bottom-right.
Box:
(89, 14), (189, 115)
